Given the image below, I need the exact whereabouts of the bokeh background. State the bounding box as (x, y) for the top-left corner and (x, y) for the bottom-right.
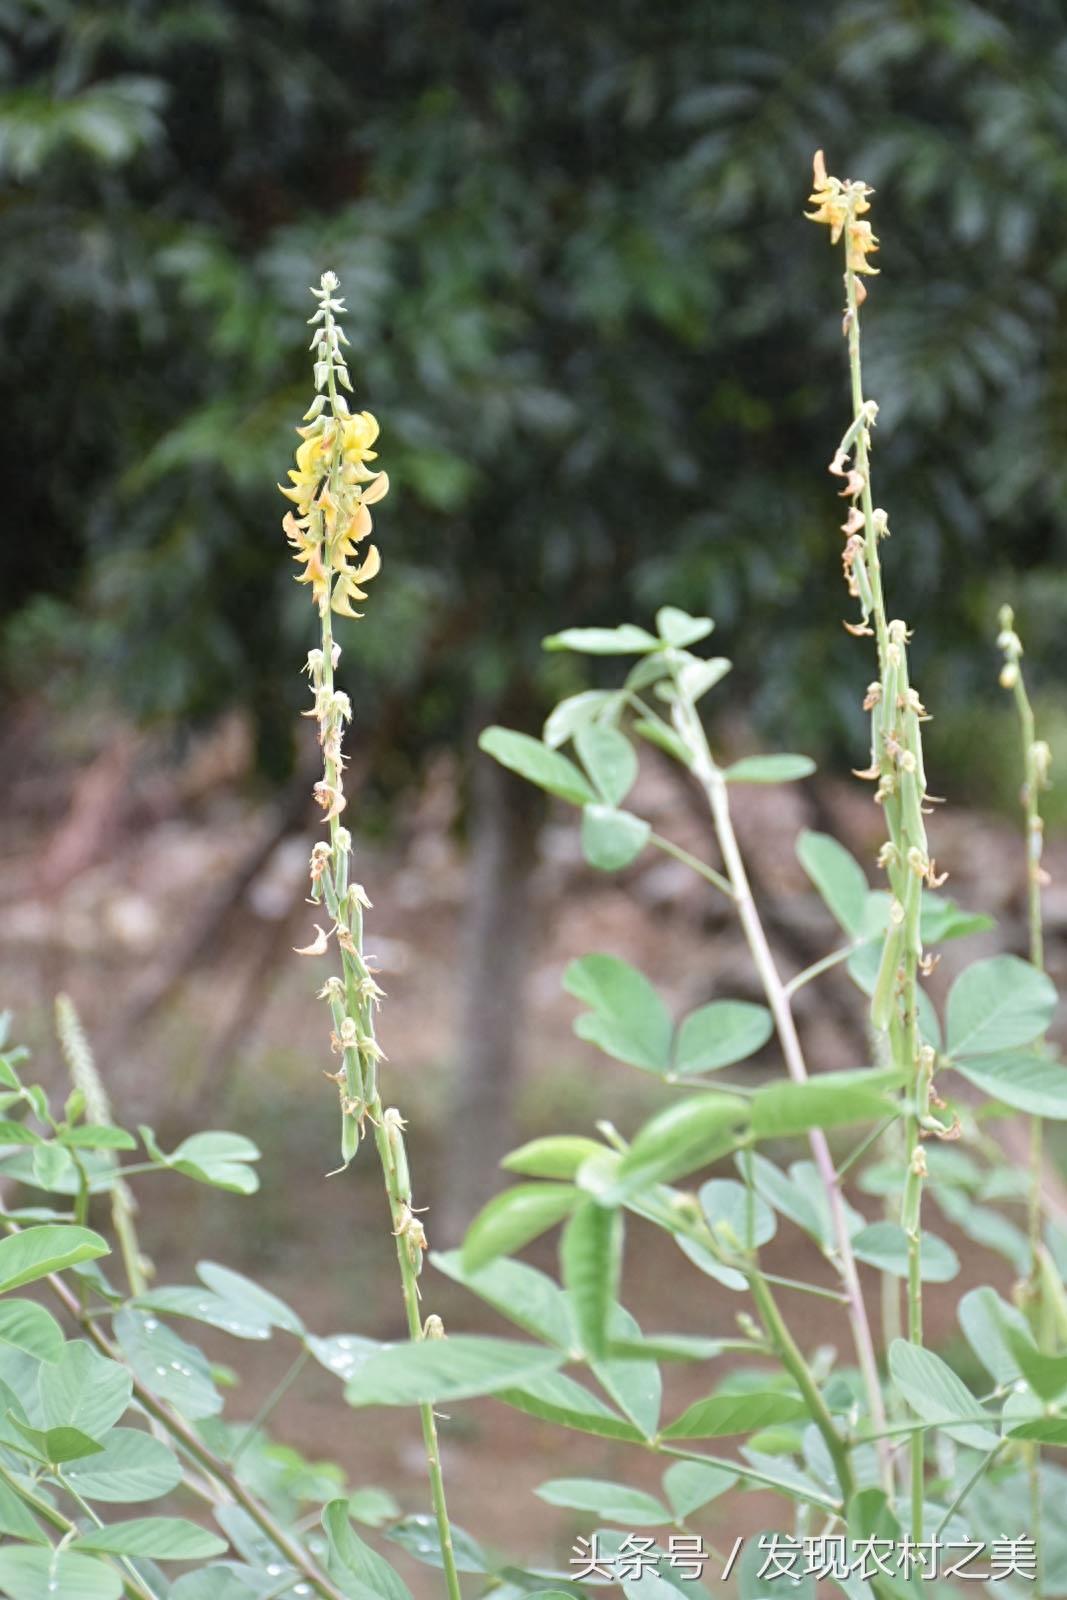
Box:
(2, 0), (1067, 1579)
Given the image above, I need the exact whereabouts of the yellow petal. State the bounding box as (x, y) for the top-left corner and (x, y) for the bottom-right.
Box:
(362, 471), (389, 506)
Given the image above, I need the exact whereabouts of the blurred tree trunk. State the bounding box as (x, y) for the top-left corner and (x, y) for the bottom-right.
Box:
(440, 711), (545, 1240)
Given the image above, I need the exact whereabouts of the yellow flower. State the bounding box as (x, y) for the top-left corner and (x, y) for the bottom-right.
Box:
(805, 150), (875, 278)
(279, 407), (389, 616)
(847, 219), (879, 276)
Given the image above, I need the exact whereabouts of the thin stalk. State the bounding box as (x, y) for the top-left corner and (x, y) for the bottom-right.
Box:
(758, 1272), (852, 1304)
(647, 831), (735, 898)
(934, 1442), (1005, 1538)
(655, 1445), (839, 1514)
(230, 1347), (309, 1465)
(836, 1114), (900, 1181)
(827, 176), (947, 1532)
(291, 280), (462, 1600)
(997, 608), (1050, 1596)
(745, 1265), (853, 1499)
(784, 944), (857, 996)
(670, 683), (891, 1487)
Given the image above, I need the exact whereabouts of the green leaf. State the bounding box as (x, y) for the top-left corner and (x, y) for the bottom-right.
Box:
(0, 1300), (63, 1363)
(744, 1153), (826, 1242)
(10, 1419), (104, 1464)
(560, 1202), (622, 1362)
(502, 1136), (605, 1180)
(673, 1002), (772, 1076)
(920, 894), (995, 944)
(581, 805), (651, 871)
(74, 1517), (227, 1560)
(851, 1223), (960, 1283)
(0, 1225), (108, 1292)
(946, 956), (1057, 1057)
(699, 1178), (776, 1250)
(1005, 1415), (1067, 1444)
(631, 718), (692, 768)
(0, 1476), (47, 1543)
(345, 1335), (562, 1407)
(384, 1513), (489, 1574)
(661, 1460), (736, 1519)
(461, 1183), (578, 1272)
(610, 1094), (749, 1198)
(57, 1125), (137, 1151)
(676, 656), (732, 702)
(662, 1390), (809, 1439)
(498, 1369), (644, 1442)
(591, 1305), (662, 1438)
(1001, 1324), (1067, 1401)
(950, 1050), (1067, 1118)
(63, 1428), (183, 1503)
(543, 691), (618, 750)
(131, 1286), (274, 1341)
(888, 1339), (999, 1450)
(348, 1487), (401, 1528)
(171, 1572), (256, 1600)
(0, 1120), (42, 1146)
(958, 1287), (1030, 1387)
(935, 1188), (1029, 1273)
(478, 727), (596, 807)
(543, 625), (661, 656)
(164, 1131), (261, 1195)
(576, 724), (638, 806)
(535, 1478), (669, 1525)
(39, 1342), (132, 1438)
(565, 954), (673, 1073)
(796, 831), (869, 937)
(738, 1533), (816, 1600)
(723, 754), (815, 784)
(195, 1262), (305, 1335)
(113, 1309), (222, 1421)
(32, 1144), (77, 1193)
(322, 1500), (414, 1600)
(430, 1250), (573, 1349)
(0, 1546), (122, 1600)
(656, 608), (714, 648)
(751, 1071), (899, 1140)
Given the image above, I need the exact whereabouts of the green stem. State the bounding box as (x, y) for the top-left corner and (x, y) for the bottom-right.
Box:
(655, 1445), (838, 1514)
(1001, 633), (1046, 1596)
(934, 1441), (1004, 1538)
(842, 245), (927, 1528)
(647, 831), (735, 899)
(670, 680), (891, 1486)
(230, 1348), (310, 1465)
(746, 1266), (853, 1500)
(784, 944), (857, 996)
(308, 308), (462, 1600)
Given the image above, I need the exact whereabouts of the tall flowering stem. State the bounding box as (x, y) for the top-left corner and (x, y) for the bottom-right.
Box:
(282, 272), (462, 1600)
(997, 606), (1052, 1597)
(808, 154), (956, 1540)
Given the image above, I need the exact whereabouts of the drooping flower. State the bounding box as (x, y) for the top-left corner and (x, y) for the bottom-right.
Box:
(805, 150), (877, 298)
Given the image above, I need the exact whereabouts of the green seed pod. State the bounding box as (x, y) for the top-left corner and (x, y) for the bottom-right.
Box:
(871, 910), (904, 1032)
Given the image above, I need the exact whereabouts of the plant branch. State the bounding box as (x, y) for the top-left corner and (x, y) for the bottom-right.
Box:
(668, 677), (891, 1487)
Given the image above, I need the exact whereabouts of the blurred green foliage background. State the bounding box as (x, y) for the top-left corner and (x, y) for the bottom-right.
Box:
(2, 0), (1066, 785)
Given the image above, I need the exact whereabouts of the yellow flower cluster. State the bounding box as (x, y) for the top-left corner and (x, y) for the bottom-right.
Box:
(806, 149), (879, 298)
(280, 411), (389, 617)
